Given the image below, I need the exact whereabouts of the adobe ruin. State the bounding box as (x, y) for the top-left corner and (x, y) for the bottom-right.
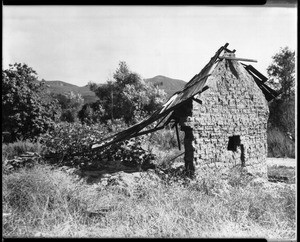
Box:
(92, 43), (278, 180)
(175, 52), (269, 178)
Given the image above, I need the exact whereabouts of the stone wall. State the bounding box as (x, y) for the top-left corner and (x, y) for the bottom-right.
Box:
(179, 54), (269, 179)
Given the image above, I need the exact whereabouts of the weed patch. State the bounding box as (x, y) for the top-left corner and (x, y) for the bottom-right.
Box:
(267, 165), (295, 184)
(2, 139), (42, 161)
(2, 164), (296, 239)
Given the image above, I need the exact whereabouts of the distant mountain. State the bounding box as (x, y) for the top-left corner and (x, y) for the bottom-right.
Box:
(145, 75), (186, 98)
(44, 75), (186, 104)
(44, 80), (98, 104)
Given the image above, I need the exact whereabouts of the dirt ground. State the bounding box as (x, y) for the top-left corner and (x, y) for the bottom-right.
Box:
(267, 157), (296, 167)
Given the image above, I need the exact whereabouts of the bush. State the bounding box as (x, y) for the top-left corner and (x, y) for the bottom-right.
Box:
(53, 91), (84, 123)
(78, 102), (105, 125)
(267, 127), (295, 158)
(2, 63), (60, 142)
(40, 122), (106, 169)
(149, 127), (184, 150)
(114, 139), (156, 169)
(41, 122), (156, 170)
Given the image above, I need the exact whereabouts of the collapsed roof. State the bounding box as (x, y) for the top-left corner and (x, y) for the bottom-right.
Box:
(92, 43), (279, 151)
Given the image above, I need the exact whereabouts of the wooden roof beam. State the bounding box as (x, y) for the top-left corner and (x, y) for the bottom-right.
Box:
(219, 56), (258, 63)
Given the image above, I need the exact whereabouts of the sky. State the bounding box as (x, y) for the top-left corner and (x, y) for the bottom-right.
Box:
(3, 5), (297, 87)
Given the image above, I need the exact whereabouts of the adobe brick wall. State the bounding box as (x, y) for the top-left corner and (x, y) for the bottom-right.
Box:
(180, 54), (269, 179)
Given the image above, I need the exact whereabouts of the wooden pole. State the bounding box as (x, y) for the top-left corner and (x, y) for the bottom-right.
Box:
(175, 123), (181, 150)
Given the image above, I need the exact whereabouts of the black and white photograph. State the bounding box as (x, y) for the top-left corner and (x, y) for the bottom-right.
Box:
(2, 2), (297, 239)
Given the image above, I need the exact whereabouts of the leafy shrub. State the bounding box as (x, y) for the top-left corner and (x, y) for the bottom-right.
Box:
(53, 91), (84, 123)
(41, 122), (156, 170)
(2, 63), (60, 142)
(40, 122), (106, 168)
(78, 101), (105, 125)
(114, 139), (156, 169)
(267, 127), (295, 158)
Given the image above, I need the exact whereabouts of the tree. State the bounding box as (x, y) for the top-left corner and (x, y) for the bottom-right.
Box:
(90, 61), (167, 125)
(2, 63), (60, 142)
(122, 79), (167, 123)
(78, 101), (105, 125)
(267, 47), (295, 100)
(52, 91), (84, 122)
(266, 47), (295, 137)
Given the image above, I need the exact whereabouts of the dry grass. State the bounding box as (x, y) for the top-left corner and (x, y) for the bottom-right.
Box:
(148, 128), (184, 151)
(267, 165), (296, 184)
(2, 139), (42, 161)
(2, 163), (296, 239)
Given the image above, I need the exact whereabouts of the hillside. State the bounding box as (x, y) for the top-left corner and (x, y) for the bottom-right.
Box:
(145, 75), (186, 98)
(44, 80), (98, 104)
(44, 76), (186, 104)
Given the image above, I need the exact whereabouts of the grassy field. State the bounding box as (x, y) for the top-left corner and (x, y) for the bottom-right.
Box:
(2, 161), (296, 239)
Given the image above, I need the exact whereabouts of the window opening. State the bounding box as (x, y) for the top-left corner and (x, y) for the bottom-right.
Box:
(227, 135), (241, 151)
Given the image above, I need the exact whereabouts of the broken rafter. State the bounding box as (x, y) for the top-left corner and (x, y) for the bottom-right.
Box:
(155, 110), (173, 128)
(243, 64), (268, 83)
(188, 43), (229, 87)
(128, 125), (165, 139)
(91, 126), (165, 151)
(219, 56), (258, 63)
(224, 47), (236, 53)
(251, 75), (280, 101)
(192, 97), (203, 105)
(241, 63), (280, 101)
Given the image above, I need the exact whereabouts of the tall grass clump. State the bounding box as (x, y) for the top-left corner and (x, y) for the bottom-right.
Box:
(184, 169), (296, 239)
(3, 164), (89, 237)
(2, 139), (43, 161)
(267, 127), (295, 158)
(145, 127), (185, 169)
(149, 128), (184, 150)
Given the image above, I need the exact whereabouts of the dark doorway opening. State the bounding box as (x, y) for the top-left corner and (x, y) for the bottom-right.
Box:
(227, 135), (241, 151)
(227, 135), (245, 167)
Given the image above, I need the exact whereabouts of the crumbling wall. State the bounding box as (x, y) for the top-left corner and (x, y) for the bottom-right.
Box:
(181, 55), (269, 179)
